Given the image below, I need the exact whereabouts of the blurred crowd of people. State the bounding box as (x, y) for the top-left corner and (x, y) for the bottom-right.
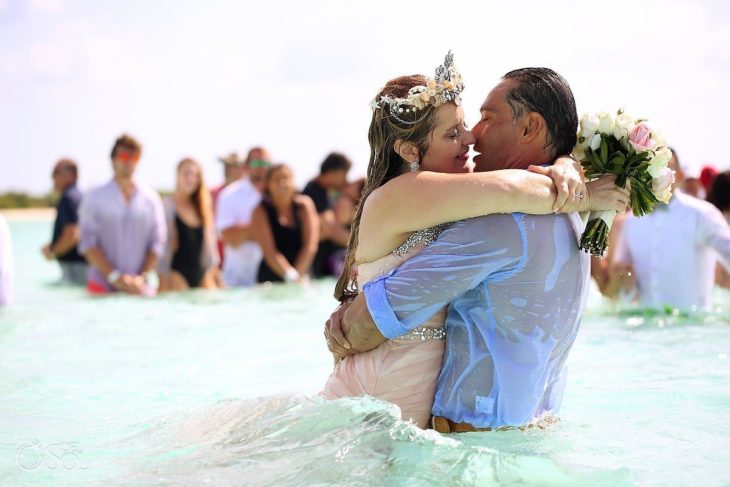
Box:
(0, 134), (728, 314)
(18, 133), (364, 299)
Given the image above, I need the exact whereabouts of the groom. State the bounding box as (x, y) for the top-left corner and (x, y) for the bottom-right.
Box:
(326, 68), (593, 432)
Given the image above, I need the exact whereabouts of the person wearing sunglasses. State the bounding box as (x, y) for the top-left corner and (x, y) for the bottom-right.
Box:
(78, 134), (167, 296)
(215, 146), (272, 287)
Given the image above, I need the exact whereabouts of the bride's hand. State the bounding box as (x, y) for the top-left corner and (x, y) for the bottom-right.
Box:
(528, 156), (586, 212)
(561, 174), (630, 213)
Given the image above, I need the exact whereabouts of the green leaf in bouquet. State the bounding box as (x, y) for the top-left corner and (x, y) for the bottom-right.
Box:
(630, 178), (659, 217)
(627, 143), (636, 158)
(608, 152), (626, 170)
(629, 193), (640, 215)
(600, 136), (609, 163)
(588, 148), (606, 172)
(637, 152), (651, 163)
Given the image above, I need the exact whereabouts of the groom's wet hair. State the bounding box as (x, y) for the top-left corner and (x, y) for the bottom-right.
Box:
(502, 68), (578, 161)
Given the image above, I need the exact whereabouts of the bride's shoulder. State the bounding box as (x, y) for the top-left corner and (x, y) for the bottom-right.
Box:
(363, 172), (420, 212)
(358, 176), (417, 262)
(360, 179), (397, 224)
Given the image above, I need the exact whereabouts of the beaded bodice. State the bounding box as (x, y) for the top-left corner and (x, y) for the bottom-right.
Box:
(356, 224), (450, 341)
(392, 223), (449, 256)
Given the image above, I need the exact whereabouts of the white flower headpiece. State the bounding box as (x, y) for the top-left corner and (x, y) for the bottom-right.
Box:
(370, 51), (465, 125)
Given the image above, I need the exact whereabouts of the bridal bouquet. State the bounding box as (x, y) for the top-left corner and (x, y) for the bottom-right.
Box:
(574, 110), (675, 256)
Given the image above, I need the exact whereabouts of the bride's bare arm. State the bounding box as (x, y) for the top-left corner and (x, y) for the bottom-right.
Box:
(362, 169), (625, 240)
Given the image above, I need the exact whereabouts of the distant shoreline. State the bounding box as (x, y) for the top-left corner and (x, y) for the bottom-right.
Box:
(0, 208), (55, 221)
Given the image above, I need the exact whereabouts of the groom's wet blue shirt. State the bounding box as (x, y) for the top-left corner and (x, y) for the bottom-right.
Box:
(363, 212), (590, 428)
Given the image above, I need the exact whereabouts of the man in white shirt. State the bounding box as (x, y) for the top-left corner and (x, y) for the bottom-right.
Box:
(215, 147), (271, 286)
(612, 153), (730, 310)
(0, 213), (13, 306)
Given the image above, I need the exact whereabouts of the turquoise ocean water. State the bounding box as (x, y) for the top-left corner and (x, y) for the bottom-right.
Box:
(1, 217), (729, 486)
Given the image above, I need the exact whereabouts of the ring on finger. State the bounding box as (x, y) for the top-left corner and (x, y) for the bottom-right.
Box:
(576, 191), (585, 199)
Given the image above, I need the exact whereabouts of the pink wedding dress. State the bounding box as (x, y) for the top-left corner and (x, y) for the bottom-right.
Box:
(321, 229), (447, 428)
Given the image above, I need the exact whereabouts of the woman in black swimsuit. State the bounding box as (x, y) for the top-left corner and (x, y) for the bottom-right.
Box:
(252, 164), (319, 283)
(159, 158), (220, 291)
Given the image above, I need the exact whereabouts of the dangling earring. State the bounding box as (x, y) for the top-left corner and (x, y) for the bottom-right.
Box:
(410, 160), (420, 172)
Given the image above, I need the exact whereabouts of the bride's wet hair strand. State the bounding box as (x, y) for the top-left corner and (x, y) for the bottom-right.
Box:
(334, 74), (441, 301)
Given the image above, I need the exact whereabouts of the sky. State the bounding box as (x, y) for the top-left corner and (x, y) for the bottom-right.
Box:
(1, 0), (729, 194)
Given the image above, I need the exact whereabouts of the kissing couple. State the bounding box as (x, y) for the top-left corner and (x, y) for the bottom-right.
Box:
(320, 52), (629, 432)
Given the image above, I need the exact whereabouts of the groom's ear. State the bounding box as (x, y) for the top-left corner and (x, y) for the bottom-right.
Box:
(394, 139), (420, 163)
(520, 112), (546, 144)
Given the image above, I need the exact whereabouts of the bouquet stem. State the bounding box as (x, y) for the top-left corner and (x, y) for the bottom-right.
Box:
(579, 210), (617, 257)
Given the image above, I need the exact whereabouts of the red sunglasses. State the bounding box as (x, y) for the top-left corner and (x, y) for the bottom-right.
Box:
(116, 151), (140, 163)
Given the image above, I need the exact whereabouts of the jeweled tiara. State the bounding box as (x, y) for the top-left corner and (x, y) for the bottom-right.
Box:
(370, 51), (464, 125)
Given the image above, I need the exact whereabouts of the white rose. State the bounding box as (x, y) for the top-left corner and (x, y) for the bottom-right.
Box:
(650, 128), (667, 148)
(575, 132), (590, 150)
(656, 188), (673, 204)
(597, 111), (615, 134)
(652, 166), (675, 196)
(580, 113), (599, 139)
(589, 133), (602, 151)
(648, 147), (672, 178)
(613, 113), (635, 140)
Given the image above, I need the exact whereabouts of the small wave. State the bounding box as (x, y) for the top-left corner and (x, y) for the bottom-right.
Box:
(110, 395), (633, 487)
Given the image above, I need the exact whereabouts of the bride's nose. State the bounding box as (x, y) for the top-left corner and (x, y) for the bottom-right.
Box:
(463, 130), (476, 146)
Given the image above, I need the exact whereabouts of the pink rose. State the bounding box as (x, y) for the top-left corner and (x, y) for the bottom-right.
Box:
(629, 123), (655, 152)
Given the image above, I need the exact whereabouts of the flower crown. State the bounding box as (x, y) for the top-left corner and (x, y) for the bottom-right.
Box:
(370, 51), (465, 125)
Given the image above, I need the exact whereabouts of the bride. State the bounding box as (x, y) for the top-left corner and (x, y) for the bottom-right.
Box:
(321, 53), (628, 428)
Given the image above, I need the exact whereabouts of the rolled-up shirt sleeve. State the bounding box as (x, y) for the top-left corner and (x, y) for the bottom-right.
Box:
(77, 193), (99, 254)
(363, 214), (525, 339)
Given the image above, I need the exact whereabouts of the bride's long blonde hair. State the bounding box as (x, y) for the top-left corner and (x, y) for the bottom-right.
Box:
(334, 75), (442, 301)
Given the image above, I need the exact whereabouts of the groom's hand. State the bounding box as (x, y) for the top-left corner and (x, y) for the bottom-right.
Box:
(324, 294), (388, 360)
(529, 156), (586, 211)
(324, 298), (355, 359)
(341, 294), (387, 353)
